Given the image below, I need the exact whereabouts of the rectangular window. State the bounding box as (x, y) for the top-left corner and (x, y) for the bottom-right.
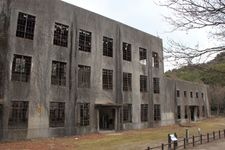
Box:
(139, 47), (147, 65)
(190, 92), (193, 98)
(11, 54), (32, 82)
(196, 92), (199, 98)
(0, 64), (3, 98)
(177, 106), (181, 119)
(79, 29), (92, 52)
(184, 91), (187, 97)
(140, 75), (147, 92)
(123, 42), (132, 61)
(8, 101), (29, 128)
(53, 23), (69, 47)
(185, 106), (188, 119)
(80, 103), (90, 126)
(123, 104), (132, 123)
(51, 61), (67, 86)
(103, 36), (113, 57)
(202, 93), (204, 98)
(153, 78), (160, 94)
(202, 106), (205, 117)
(154, 104), (161, 121)
(102, 69), (113, 90)
(49, 102), (65, 127)
(152, 52), (159, 68)
(16, 12), (36, 40)
(123, 72), (132, 91)
(197, 106), (200, 118)
(141, 104), (148, 122)
(176, 90), (180, 97)
(78, 65), (91, 88)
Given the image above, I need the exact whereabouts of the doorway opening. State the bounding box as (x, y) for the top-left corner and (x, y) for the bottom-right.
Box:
(99, 108), (115, 130)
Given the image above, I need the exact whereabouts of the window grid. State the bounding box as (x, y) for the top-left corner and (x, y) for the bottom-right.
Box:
(53, 23), (69, 47)
(177, 106), (181, 119)
(190, 92), (193, 98)
(80, 103), (90, 126)
(78, 65), (91, 88)
(184, 91), (187, 97)
(51, 61), (67, 86)
(49, 102), (65, 127)
(154, 104), (161, 121)
(123, 104), (132, 123)
(153, 78), (160, 94)
(152, 52), (159, 68)
(196, 92), (199, 98)
(176, 90), (180, 97)
(103, 36), (113, 57)
(12, 54), (32, 82)
(102, 69), (113, 90)
(140, 75), (147, 92)
(8, 101), (29, 128)
(16, 12), (35, 40)
(79, 29), (92, 52)
(123, 42), (132, 61)
(139, 48), (147, 65)
(141, 104), (148, 122)
(123, 72), (132, 91)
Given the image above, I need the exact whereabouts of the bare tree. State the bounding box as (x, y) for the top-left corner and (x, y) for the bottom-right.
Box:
(160, 0), (225, 65)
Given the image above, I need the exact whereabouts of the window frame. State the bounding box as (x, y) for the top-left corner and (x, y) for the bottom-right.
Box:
(140, 75), (147, 92)
(139, 47), (147, 65)
(123, 104), (132, 123)
(154, 104), (161, 121)
(153, 78), (160, 94)
(79, 29), (92, 52)
(103, 36), (113, 57)
(102, 69), (113, 90)
(51, 61), (67, 86)
(152, 52), (159, 68)
(49, 102), (65, 128)
(79, 103), (90, 126)
(53, 22), (69, 47)
(123, 42), (132, 61)
(78, 65), (91, 88)
(141, 104), (148, 122)
(123, 72), (132, 91)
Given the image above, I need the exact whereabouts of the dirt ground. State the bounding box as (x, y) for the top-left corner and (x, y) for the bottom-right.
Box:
(187, 139), (225, 150)
(0, 117), (225, 150)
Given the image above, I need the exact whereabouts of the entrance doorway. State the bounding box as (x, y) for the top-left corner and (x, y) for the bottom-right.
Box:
(190, 106), (195, 121)
(99, 108), (115, 130)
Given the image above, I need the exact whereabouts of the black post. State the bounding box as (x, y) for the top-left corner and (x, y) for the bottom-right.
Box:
(147, 147), (150, 150)
(219, 130), (221, 139)
(185, 128), (189, 144)
(213, 131), (215, 140)
(161, 143), (164, 150)
(193, 136), (195, 147)
(174, 133), (178, 148)
(207, 133), (209, 142)
(184, 138), (186, 149)
(200, 134), (202, 144)
(168, 134), (171, 150)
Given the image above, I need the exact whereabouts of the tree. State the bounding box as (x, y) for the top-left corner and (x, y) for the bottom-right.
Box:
(161, 0), (225, 65)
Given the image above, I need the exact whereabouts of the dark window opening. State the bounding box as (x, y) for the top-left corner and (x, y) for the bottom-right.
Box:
(8, 101), (29, 128)
(0, 64), (3, 98)
(176, 90), (180, 97)
(79, 29), (92, 52)
(12, 54), (32, 82)
(141, 104), (148, 122)
(103, 36), (113, 57)
(140, 75), (147, 92)
(184, 91), (187, 97)
(202, 93), (204, 98)
(177, 106), (181, 119)
(123, 42), (132, 61)
(16, 12), (35, 40)
(53, 23), (69, 47)
(153, 78), (160, 94)
(78, 65), (91, 88)
(154, 104), (161, 121)
(123, 104), (132, 123)
(49, 102), (65, 127)
(139, 47), (147, 65)
(152, 52), (159, 68)
(51, 61), (66, 86)
(79, 103), (90, 126)
(190, 92), (193, 98)
(196, 92), (199, 98)
(185, 106), (188, 119)
(102, 69), (113, 90)
(202, 106), (205, 117)
(123, 72), (132, 91)
(197, 106), (200, 118)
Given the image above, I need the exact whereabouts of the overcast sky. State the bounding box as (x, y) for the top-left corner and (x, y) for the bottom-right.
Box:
(62, 0), (216, 71)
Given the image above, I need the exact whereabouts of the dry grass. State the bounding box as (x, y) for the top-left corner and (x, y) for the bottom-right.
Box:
(1, 117), (225, 150)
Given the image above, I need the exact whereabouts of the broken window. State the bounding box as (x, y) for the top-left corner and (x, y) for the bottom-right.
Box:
(8, 101), (29, 128)
(123, 104), (132, 123)
(79, 103), (90, 126)
(16, 12), (36, 40)
(53, 23), (69, 47)
(49, 102), (65, 127)
(153, 78), (160, 94)
(102, 69), (113, 90)
(123, 42), (132, 61)
(176, 90), (180, 97)
(51, 61), (66, 86)
(103, 36), (113, 57)
(177, 106), (181, 119)
(141, 104), (148, 122)
(139, 47), (147, 65)
(79, 29), (92, 52)
(154, 104), (161, 121)
(11, 54), (32, 82)
(184, 91), (187, 97)
(78, 65), (91, 88)
(185, 105), (188, 119)
(190, 92), (193, 98)
(140, 75), (147, 92)
(196, 92), (199, 98)
(152, 52), (159, 68)
(123, 72), (132, 91)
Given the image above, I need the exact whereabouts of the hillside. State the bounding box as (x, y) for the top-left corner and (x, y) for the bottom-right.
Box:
(165, 52), (225, 86)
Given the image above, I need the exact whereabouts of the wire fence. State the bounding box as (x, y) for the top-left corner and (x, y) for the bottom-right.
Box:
(146, 129), (225, 150)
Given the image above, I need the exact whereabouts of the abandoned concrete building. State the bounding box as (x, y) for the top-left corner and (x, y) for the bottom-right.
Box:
(0, 0), (210, 140)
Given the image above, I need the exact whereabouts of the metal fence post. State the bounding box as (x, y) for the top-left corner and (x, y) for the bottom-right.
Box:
(200, 134), (202, 144)
(161, 143), (164, 150)
(213, 131), (215, 140)
(147, 147), (150, 150)
(219, 130), (221, 139)
(193, 136), (195, 147)
(184, 138), (186, 149)
(207, 133), (209, 142)
(168, 134), (171, 150)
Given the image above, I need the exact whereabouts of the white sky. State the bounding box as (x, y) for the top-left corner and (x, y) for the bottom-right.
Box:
(62, 0), (217, 71)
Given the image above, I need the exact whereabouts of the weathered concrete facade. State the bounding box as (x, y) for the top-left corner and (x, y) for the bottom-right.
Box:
(0, 0), (210, 140)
